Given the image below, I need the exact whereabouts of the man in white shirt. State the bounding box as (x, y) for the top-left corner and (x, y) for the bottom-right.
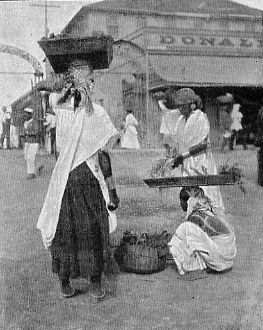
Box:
(0, 106), (11, 149)
(23, 107), (42, 179)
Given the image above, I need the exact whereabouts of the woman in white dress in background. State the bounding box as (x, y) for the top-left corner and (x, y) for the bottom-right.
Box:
(121, 110), (140, 149)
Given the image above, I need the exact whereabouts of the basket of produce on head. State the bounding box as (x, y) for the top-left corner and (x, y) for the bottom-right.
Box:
(216, 93), (234, 104)
(38, 34), (114, 73)
(114, 231), (172, 274)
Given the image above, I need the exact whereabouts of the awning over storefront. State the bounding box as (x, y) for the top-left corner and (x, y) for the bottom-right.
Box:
(149, 54), (263, 88)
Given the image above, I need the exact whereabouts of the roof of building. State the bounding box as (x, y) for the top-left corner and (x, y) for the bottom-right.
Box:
(87, 0), (261, 16)
(62, 0), (262, 34)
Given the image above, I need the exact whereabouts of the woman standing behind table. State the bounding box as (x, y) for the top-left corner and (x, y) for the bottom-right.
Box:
(37, 61), (120, 299)
(170, 88), (224, 212)
(121, 110), (140, 149)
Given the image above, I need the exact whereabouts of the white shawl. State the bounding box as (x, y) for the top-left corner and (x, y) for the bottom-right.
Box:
(174, 109), (210, 153)
(37, 103), (118, 249)
(173, 110), (224, 209)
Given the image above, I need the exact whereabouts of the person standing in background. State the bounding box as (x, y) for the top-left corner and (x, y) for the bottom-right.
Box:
(23, 108), (42, 179)
(256, 102), (263, 186)
(0, 106), (11, 150)
(18, 122), (26, 150)
(217, 94), (233, 152)
(219, 104), (232, 152)
(158, 98), (180, 158)
(230, 103), (243, 150)
(120, 110), (140, 149)
(10, 117), (19, 149)
(43, 108), (56, 156)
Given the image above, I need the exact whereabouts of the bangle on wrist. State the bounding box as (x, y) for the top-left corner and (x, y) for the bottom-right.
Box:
(106, 176), (116, 190)
(182, 151), (190, 159)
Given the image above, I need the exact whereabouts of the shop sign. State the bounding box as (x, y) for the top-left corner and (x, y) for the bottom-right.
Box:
(156, 34), (263, 49)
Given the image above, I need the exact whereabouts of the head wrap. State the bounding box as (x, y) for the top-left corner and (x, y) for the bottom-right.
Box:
(217, 93), (234, 105)
(67, 60), (94, 113)
(173, 88), (199, 106)
(196, 95), (203, 109)
(232, 103), (241, 113)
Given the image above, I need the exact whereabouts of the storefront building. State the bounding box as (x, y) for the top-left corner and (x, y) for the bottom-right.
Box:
(61, 0), (263, 147)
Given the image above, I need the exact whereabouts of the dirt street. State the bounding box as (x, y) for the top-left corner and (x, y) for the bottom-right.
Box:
(1, 148), (263, 330)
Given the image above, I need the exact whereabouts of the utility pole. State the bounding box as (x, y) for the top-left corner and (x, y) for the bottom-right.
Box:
(29, 1), (60, 146)
(145, 50), (150, 147)
(30, 1), (60, 79)
(30, 0), (60, 37)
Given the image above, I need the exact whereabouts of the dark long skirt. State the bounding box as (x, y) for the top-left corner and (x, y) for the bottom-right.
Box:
(258, 147), (263, 187)
(51, 161), (110, 279)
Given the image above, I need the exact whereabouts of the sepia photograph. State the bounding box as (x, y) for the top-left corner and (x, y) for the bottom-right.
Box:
(1, 0), (263, 329)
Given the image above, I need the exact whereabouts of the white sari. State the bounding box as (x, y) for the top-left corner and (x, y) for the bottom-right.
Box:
(49, 93), (75, 153)
(172, 109), (224, 209)
(121, 113), (140, 149)
(169, 197), (237, 275)
(37, 103), (118, 249)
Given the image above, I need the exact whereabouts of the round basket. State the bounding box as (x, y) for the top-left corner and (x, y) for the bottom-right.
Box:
(216, 94), (234, 104)
(38, 35), (114, 73)
(115, 244), (166, 274)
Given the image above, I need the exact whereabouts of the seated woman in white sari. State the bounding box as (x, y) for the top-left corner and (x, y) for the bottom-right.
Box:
(121, 110), (140, 149)
(169, 188), (237, 276)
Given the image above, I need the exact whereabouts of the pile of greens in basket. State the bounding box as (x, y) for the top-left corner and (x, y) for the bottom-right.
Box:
(115, 230), (172, 258)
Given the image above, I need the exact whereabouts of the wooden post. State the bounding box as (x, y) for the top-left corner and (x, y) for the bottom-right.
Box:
(30, 1), (60, 37)
(30, 1), (60, 78)
(44, 0), (48, 37)
(145, 50), (150, 147)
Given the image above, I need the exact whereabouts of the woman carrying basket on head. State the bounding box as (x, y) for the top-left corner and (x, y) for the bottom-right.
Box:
(37, 61), (120, 299)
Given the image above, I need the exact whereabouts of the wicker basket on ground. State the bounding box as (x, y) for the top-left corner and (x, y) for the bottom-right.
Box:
(114, 231), (171, 274)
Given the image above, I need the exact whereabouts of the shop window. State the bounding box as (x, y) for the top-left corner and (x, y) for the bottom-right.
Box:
(193, 18), (204, 29)
(106, 15), (119, 38)
(219, 19), (229, 29)
(107, 25), (119, 39)
(244, 23), (255, 33)
(166, 17), (177, 29)
(77, 13), (87, 22)
(136, 17), (147, 30)
(106, 15), (118, 26)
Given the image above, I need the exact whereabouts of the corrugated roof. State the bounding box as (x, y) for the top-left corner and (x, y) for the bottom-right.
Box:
(84, 0), (261, 16)
(62, 0), (262, 39)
